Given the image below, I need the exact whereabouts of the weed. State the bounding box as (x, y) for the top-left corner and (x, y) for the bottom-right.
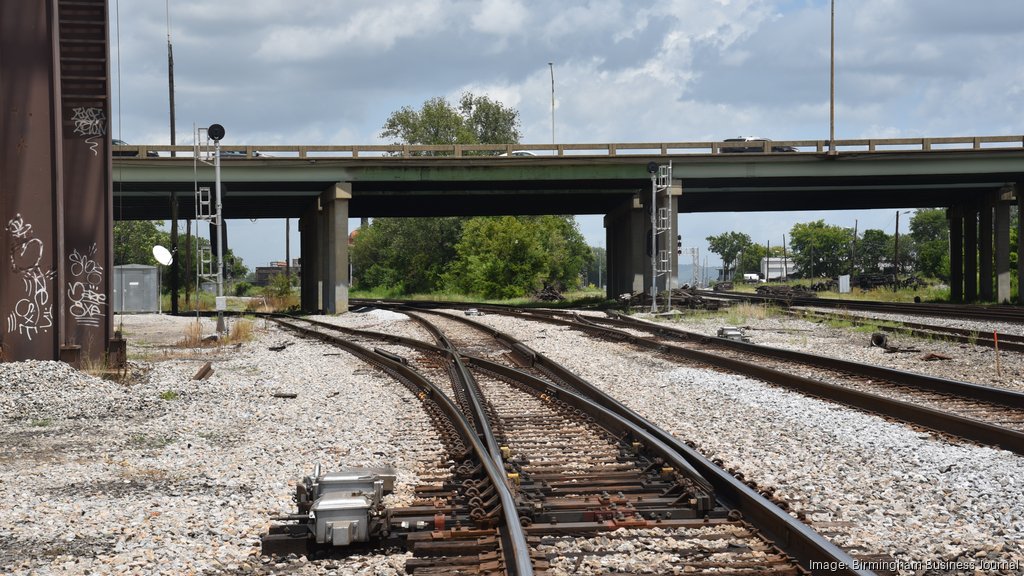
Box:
(129, 434), (174, 449)
(225, 317), (257, 344)
(30, 418), (52, 427)
(178, 321), (204, 348)
(158, 390), (179, 401)
(968, 331), (978, 346)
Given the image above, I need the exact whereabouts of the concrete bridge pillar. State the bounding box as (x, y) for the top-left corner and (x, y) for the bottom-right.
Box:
(948, 207), (963, 303)
(963, 203), (978, 303)
(320, 183), (350, 314)
(1019, 183), (1024, 305)
(995, 186), (1013, 304)
(604, 196), (645, 299)
(299, 200), (319, 312)
(979, 195), (994, 301)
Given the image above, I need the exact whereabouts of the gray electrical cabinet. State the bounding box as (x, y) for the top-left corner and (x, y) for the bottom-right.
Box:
(113, 265), (159, 313)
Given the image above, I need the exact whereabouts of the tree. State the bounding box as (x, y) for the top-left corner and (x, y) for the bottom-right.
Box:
(351, 217), (463, 294)
(380, 92), (521, 153)
(857, 229), (891, 273)
(909, 208), (949, 280)
(113, 221), (248, 299)
(706, 231), (753, 280)
(584, 246), (607, 287)
(443, 216), (590, 299)
(788, 220), (853, 278)
(113, 220), (163, 265)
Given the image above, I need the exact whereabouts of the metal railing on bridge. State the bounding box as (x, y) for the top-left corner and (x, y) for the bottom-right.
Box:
(112, 134), (1024, 160)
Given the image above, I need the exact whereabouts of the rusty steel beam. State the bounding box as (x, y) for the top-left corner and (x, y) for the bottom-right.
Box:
(1, 0), (113, 364)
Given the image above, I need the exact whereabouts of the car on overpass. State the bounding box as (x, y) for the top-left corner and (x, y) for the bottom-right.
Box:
(112, 139), (159, 158)
(721, 137), (797, 153)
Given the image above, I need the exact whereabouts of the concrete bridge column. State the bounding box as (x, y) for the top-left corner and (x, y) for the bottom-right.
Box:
(320, 183), (350, 314)
(948, 207), (963, 303)
(1017, 182), (1024, 305)
(963, 204), (979, 303)
(299, 200), (319, 312)
(604, 196), (645, 299)
(979, 195), (994, 301)
(995, 186), (1013, 304)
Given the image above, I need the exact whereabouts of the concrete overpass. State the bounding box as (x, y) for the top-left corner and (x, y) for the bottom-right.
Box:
(112, 136), (1024, 309)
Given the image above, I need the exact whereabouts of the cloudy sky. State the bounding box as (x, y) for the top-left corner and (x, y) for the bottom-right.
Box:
(109, 0), (1024, 272)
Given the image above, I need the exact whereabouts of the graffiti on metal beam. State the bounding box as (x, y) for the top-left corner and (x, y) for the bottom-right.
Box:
(71, 107), (106, 156)
(6, 214), (55, 340)
(68, 243), (106, 327)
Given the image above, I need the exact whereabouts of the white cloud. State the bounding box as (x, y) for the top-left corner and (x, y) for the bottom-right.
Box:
(255, 1), (448, 61)
(471, 0), (528, 36)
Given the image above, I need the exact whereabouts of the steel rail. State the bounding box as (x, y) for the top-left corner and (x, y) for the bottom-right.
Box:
(701, 290), (1024, 323)
(283, 310), (720, 498)
(484, 308), (1024, 455)
(402, 311), (507, 483)
(594, 311), (1024, 410)
(267, 315), (535, 576)
(782, 308), (1024, 352)
(392, 307), (871, 576)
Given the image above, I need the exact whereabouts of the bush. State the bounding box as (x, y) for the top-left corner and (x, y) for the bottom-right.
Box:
(233, 281), (253, 297)
(263, 272), (294, 298)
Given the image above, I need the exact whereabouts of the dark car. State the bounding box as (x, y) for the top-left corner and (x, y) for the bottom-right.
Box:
(112, 139), (159, 157)
(721, 137), (797, 153)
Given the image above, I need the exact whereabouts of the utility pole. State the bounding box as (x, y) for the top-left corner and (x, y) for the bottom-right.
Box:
(166, 0), (176, 156)
(548, 62), (555, 145)
(829, 0), (835, 154)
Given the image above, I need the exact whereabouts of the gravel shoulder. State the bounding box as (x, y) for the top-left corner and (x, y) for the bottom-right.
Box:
(1, 313), (445, 576)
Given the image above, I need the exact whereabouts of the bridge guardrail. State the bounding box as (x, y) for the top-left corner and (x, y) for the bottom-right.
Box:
(112, 134), (1024, 159)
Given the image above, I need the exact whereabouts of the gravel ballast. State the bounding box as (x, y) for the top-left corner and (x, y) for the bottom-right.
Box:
(1, 314), (446, 576)
(473, 312), (1024, 574)
(2, 308), (1023, 575)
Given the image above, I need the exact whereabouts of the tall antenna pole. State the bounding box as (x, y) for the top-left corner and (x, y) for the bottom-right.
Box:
(829, 0), (835, 154)
(548, 62), (555, 145)
(166, 0), (176, 156)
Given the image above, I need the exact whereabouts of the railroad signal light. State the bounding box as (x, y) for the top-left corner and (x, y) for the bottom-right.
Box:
(676, 234), (682, 255)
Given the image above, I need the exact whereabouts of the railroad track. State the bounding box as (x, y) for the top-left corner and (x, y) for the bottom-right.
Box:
(465, 306), (1024, 457)
(780, 308), (1024, 353)
(259, 311), (872, 575)
(698, 289), (1024, 324)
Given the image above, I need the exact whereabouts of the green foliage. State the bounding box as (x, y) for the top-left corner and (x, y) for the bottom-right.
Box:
(788, 220), (853, 277)
(856, 229), (891, 273)
(363, 94), (586, 299)
(158, 390), (179, 401)
(444, 216), (590, 299)
(264, 272), (295, 298)
(706, 231), (753, 279)
(113, 221), (164, 265)
(351, 218), (463, 294)
(909, 208), (949, 280)
(113, 221), (249, 301)
(380, 92), (521, 151)
(583, 246), (607, 287)
(233, 281), (253, 297)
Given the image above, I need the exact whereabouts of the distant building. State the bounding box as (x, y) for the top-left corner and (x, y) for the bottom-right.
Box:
(760, 257), (798, 280)
(254, 259), (301, 286)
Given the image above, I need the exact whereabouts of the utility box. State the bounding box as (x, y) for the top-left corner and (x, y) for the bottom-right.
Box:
(113, 265), (158, 313)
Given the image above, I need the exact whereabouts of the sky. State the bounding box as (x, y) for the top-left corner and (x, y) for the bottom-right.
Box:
(108, 0), (1024, 271)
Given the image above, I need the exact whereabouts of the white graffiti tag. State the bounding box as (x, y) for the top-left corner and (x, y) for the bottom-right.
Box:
(6, 214), (54, 340)
(67, 244), (106, 327)
(71, 107), (107, 156)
